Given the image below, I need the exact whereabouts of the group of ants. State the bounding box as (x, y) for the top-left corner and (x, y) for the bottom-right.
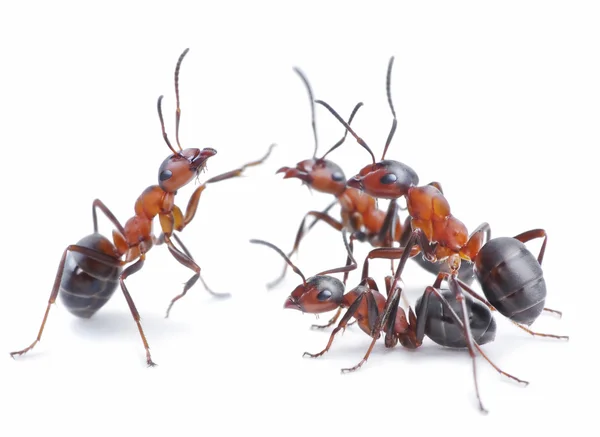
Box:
(10, 49), (568, 414)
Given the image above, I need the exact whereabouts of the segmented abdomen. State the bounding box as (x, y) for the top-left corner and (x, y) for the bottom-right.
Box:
(415, 290), (496, 348)
(475, 237), (546, 326)
(59, 233), (122, 318)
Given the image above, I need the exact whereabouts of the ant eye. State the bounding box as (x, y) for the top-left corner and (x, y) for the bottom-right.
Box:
(316, 289), (333, 301)
(160, 170), (173, 181)
(331, 171), (344, 182)
(380, 173), (398, 185)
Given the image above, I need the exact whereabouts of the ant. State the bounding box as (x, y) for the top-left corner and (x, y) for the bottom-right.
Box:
(271, 65), (474, 302)
(10, 48), (274, 367)
(253, 228), (527, 413)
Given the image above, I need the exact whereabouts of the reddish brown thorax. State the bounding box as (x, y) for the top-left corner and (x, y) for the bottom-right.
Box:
(406, 185), (482, 263)
(112, 147), (216, 262)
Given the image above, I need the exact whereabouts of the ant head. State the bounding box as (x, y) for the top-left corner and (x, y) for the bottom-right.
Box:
(316, 57), (420, 200)
(155, 48), (217, 192)
(250, 230), (356, 314)
(277, 158), (346, 195)
(284, 67), (363, 195)
(284, 275), (344, 313)
(347, 160), (418, 199)
(158, 148), (216, 192)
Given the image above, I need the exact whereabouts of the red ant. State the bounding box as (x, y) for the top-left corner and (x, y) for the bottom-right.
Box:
(252, 230), (528, 413)
(9, 48), (274, 367)
(271, 65), (473, 303)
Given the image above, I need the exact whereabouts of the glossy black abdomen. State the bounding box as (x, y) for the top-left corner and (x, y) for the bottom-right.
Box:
(59, 233), (122, 318)
(415, 290), (496, 348)
(475, 237), (545, 326)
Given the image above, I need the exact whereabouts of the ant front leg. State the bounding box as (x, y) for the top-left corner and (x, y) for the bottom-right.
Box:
(179, 143), (276, 231)
(361, 230), (433, 344)
(303, 290), (367, 359)
(341, 288), (397, 374)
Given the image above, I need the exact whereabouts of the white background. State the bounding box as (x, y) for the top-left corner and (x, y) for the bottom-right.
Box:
(0, 1), (597, 435)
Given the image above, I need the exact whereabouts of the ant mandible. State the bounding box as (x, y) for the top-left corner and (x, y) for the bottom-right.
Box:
(10, 48), (274, 366)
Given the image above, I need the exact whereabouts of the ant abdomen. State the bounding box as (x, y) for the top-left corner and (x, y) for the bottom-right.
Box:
(59, 233), (122, 318)
(475, 237), (546, 326)
(415, 290), (496, 348)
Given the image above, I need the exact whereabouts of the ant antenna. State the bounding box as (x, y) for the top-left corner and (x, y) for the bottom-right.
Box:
(250, 239), (307, 286)
(317, 230), (357, 276)
(321, 102), (364, 160)
(174, 48), (190, 152)
(157, 96), (178, 155)
(382, 56), (397, 160)
(316, 99), (376, 165)
(293, 67), (319, 158)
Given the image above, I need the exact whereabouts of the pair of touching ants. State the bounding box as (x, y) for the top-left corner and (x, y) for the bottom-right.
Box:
(10, 48), (275, 367)
(254, 56), (568, 413)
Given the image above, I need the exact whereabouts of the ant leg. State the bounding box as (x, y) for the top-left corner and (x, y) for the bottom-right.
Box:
(92, 199), (126, 235)
(361, 228), (433, 280)
(163, 234), (230, 318)
(267, 210), (343, 289)
(512, 229), (559, 316)
(428, 181), (444, 193)
(539, 307), (562, 317)
(473, 344), (529, 386)
(303, 291), (366, 359)
(180, 143), (276, 229)
(447, 276), (488, 414)
(118, 254), (157, 367)
(305, 200), (338, 232)
(167, 233), (222, 300)
(375, 200), (413, 308)
(513, 228), (547, 264)
(10, 245), (123, 360)
(376, 200), (399, 246)
(511, 322), (569, 340)
(341, 291), (393, 374)
(415, 285), (529, 387)
(355, 230), (432, 348)
(462, 222), (491, 263)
